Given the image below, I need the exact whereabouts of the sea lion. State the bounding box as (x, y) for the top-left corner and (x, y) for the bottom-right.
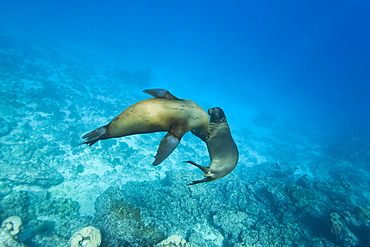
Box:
(184, 107), (239, 185)
(81, 89), (210, 166)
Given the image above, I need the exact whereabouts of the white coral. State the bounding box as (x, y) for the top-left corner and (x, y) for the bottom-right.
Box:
(330, 212), (344, 235)
(156, 235), (186, 246)
(1, 216), (22, 236)
(0, 216), (25, 247)
(69, 226), (101, 247)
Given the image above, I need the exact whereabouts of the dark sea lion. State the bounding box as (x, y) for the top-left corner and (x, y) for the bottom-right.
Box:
(184, 107), (239, 185)
(80, 89), (210, 166)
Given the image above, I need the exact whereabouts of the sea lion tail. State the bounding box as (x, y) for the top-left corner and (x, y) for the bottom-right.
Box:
(80, 126), (108, 146)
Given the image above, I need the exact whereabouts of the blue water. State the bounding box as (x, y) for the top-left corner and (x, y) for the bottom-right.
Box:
(1, 1), (369, 246)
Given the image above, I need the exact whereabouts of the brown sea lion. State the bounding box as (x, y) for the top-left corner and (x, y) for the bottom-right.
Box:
(81, 89), (210, 166)
(184, 107), (239, 185)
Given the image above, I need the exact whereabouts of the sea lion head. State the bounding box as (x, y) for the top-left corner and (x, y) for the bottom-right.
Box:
(208, 107), (226, 123)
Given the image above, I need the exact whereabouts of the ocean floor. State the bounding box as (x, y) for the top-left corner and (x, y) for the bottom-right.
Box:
(0, 35), (370, 246)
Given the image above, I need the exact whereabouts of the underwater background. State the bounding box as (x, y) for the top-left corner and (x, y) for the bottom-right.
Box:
(0, 0), (369, 246)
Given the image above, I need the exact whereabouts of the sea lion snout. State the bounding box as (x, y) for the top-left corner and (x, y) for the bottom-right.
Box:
(207, 107), (218, 115)
(209, 107), (226, 123)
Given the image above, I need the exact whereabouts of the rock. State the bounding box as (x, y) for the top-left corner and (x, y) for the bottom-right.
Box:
(213, 210), (257, 242)
(263, 180), (293, 209)
(0, 191), (34, 222)
(0, 161), (64, 188)
(0, 117), (12, 137)
(240, 229), (259, 246)
(0, 182), (12, 200)
(19, 219), (56, 239)
(353, 205), (370, 226)
(286, 184), (327, 218)
(189, 223), (224, 247)
(311, 238), (336, 247)
(296, 174), (313, 189)
(29, 234), (68, 247)
(94, 187), (164, 246)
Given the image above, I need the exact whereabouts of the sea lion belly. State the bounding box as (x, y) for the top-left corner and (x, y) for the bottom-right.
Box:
(206, 121), (239, 178)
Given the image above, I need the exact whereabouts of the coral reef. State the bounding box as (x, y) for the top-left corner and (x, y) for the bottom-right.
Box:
(91, 168), (370, 246)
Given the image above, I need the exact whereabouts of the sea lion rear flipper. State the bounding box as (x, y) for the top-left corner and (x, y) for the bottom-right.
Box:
(152, 133), (180, 166)
(80, 126), (108, 146)
(183, 161), (210, 174)
(188, 177), (213, 186)
(184, 161), (213, 185)
(143, 89), (179, 100)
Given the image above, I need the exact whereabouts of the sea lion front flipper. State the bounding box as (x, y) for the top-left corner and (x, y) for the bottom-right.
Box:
(143, 89), (179, 100)
(152, 133), (181, 166)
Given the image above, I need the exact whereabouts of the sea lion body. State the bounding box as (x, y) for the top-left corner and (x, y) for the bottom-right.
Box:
(205, 120), (239, 177)
(106, 98), (209, 139)
(81, 89), (210, 166)
(185, 107), (239, 185)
